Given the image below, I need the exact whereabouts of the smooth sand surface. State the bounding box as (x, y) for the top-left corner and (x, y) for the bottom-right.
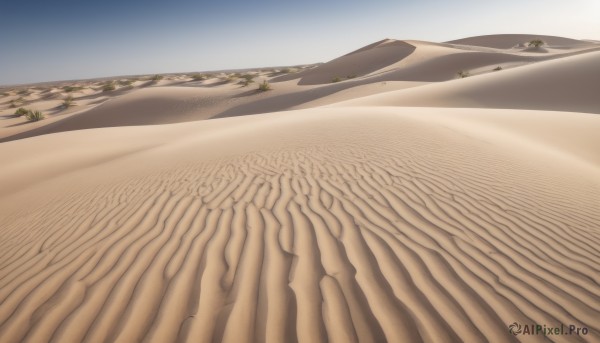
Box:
(295, 39), (417, 85)
(447, 34), (592, 49)
(1, 34), (599, 342)
(338, 50), (600, 114)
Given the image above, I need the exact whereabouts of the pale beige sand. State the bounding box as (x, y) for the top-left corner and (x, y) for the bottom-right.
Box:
(292, 39), (417, 85)
(2, 36), (598, 142)
(338, 50), (600, 114)
(1, 34), (600, 343)
(1, 106), (599, 342)
(447, 34), (592, 49)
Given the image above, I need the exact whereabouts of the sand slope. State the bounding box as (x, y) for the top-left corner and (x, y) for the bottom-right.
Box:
(340, 50), (600, 114)
(1, 107), (599, 343)
(274, 39), (416, 85)
(4, 35), (598, 143)
(0, 87), (238, 142)
(1, 34), (599, 343)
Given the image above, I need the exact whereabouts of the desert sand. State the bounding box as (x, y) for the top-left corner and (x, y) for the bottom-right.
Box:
(1, 34), (599, 342)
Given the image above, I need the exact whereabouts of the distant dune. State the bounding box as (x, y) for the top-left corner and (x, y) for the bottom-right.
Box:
(294, 39), (416, 85)
(1, 34), (599, 343)
(446, 34), (590, 48)
(338, 50), (600, 114)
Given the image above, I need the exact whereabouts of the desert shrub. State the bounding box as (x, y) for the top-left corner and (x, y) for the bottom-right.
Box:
(347, 74), (357, 79)
(151, 74), (163, 81)
(63, 86), (83, 92)
(18, 89), (30, 95)
(280, 68), (292, 74)
(14, 107), (29, 116)
(25, 110), (44, 122)
(239, 74), (255, 86)
(528, 39), (544, 47)
(190, 73), (206, 81)
(493, 66), (503, 71)
(63, 95), (75, 108)
(241, 74), (254, 81)
(332, 76), (342, 83)
(457, 70), (470, 78)
(11, 96), (26, 106)
(240, 79), (254, 87)
(102, 82), (116, 92)
(258, 80), (271, 91)
(224, 74), (238, 82)
(118, 80), (133, 86)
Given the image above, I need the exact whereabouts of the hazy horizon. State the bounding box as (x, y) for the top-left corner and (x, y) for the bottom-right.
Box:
(1, 0), (599, 86)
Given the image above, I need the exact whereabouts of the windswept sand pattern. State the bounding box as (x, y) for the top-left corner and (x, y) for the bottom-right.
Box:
(0, 109), (599, 343)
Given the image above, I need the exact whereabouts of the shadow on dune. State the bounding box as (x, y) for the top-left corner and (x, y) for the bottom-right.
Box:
(0, 88), (225, 143)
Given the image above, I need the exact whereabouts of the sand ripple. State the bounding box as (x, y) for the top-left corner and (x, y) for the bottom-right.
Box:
(1, 109), (599, 342)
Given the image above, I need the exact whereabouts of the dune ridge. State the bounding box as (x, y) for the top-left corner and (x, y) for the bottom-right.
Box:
(446, 34), (591, 49)
(339, 50), (600, 114)
(3, 35), (598, 143)
(1, 107), (599, 342)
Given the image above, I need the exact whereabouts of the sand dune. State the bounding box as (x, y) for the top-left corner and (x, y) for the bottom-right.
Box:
(447, 34), (591, 49)
(340, 50), (600, 114)
(1, 106), (599, 343)
(1, 34), (600, 343)
(275, 39), (417, 85)
(3, 35), (597, 143)
(0, 87), (236, 142)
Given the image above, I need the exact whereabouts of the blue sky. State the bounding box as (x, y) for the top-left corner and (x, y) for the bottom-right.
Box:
(1, 0), (598, 85)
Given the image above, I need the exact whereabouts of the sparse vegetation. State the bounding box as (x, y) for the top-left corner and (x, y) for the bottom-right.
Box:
(528, 39), (544, 48)
(239, 74), (255, 86)
(457, 70), (470, 78)
(102, 82), (116, 92)
(347, 74), (357, 79)
(14, 107), (29, 116)
(9, 100), (17, 108)
(25, 109), (45, 122)
(62, 95), (75, 108)
(151, 74), (163, 82)
(493, 66), (503, 71)
(332, 76), (342, 83)
(190, 73), (206, 81)
(267, 67), (296, 76)
(258, 80), (271, 91)
(118, 80), (134, 86)
(241, 74), (254, 81)
(224, 74), (238, 82)
(63, 86), (83, 93)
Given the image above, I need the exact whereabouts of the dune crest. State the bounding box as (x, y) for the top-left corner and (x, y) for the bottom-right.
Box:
(447, 34), (590, 49)
(285, 40), (416, 85)
(340, 50), (600, 114)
